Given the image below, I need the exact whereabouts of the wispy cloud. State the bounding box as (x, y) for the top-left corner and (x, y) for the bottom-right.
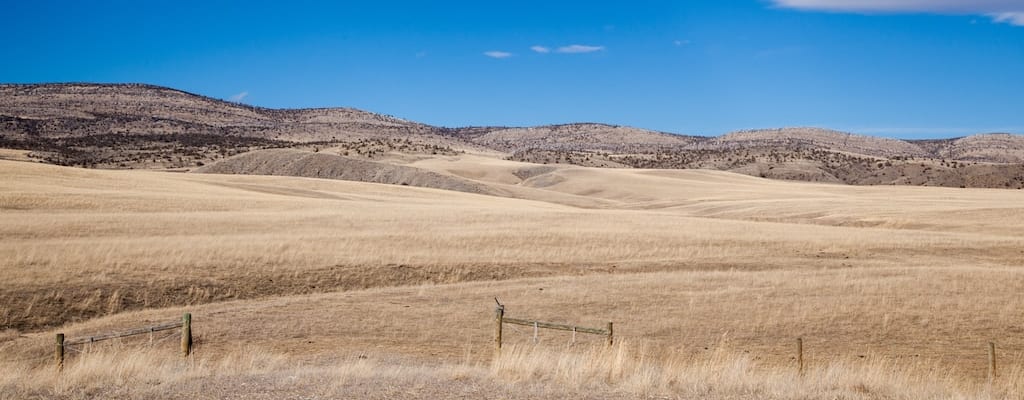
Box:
(771, 0), (1024, 26)
(484, 51), (513, 59)
(992, 11), (1024, 25)
(674, 39), (691, 46)
(556, 44), (605, 54)
(530, 45), (550, 53)
(229, 91), (249, 102)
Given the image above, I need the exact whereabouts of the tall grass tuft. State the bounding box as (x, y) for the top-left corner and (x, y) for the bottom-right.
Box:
(0, 345), (286, 399)
(490, 342), (1024, 399)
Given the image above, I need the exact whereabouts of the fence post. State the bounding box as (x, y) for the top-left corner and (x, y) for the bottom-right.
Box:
(988, 342), (996, 381)
(797, 337), (804, 376)
(55, 333), (64, 372)
(606, 322), (614, 347)
(181, 313), (192, 358)
(494, 304), (504, 359)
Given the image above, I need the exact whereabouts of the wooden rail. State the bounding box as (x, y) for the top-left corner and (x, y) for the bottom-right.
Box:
(56, 313), (192, 371)
(988, 341), (997, 381)
(494, 302), (612, 358)
(63, 321), (183, 346)
(797, 337), (804, 376)
(502, 318), (610, 336)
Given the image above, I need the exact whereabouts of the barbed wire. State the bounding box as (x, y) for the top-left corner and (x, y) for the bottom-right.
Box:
(151, 331), (179, 345)
(64, 345), (85, 354)
(505, 322), (606, 347)
(56, 330), (181, 358)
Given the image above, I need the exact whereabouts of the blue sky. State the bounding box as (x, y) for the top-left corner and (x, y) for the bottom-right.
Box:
(2, 0), (1023, 138)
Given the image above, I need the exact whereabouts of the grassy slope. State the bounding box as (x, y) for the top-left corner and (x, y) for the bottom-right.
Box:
(2, 157), (1024, 398)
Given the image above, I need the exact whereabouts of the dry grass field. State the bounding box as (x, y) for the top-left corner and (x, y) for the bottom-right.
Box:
(2, 155), (1024, 399)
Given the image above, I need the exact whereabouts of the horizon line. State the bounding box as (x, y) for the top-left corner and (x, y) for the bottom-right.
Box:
(2, 81), (1021, 140)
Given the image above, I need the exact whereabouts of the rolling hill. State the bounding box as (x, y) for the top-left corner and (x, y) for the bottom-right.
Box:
(3, 158), (1024, 398)
(2, 88), (1024, 395)
(195, 148), (494, 195)
(2, 82), (1024, 189)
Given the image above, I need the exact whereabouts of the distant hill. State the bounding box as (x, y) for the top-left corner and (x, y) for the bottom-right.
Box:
(0, 83), (476, 168)
(714, 127), (931, 158)
(0, 83), (436, 141)
(911, 133), (1024, 164)
(452, 123), (702, 153)
(2, 83), (1023, 189)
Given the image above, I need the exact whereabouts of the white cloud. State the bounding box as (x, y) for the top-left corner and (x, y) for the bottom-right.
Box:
(556, 44), (605, 54)
(771, 0), (1024, 13)
(229, 91), (249, 102)
(484, 51), (512, 59)
(992, 11), (1024, 25)
(771, 0), (1024, 25)
(530, 45), (550, 53)
(674, 40), (691, 46)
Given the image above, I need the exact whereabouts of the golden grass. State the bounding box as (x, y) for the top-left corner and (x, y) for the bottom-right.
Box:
(492, 343), (1024, 399)
(3, 157), (1024, 398)
(0, 343), (287, 399)
(4, 266), (1023, 395)
(0, 149), (31, 162)
(3, 340), (1021, 399)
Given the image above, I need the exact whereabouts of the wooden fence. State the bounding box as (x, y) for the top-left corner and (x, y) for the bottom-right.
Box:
(492, 303), (1002, 381)
(494, 302), (612, 357)
(39, 306), (1007, 382)
(55, 312), (192, 371)
(792, 336), (1001, 380)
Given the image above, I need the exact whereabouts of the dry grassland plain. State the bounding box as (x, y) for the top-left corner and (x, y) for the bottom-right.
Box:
(2, 155), (1024, 399)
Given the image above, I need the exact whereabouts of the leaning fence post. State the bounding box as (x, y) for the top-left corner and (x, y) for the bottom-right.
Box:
(797, 337), (804, 376)
(606, 322), (614, 347)
(55, 333), (65, 372)
(181, 313), (192, 358)
(494, 304), (505, 359)
(988, 342), (996, 381)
